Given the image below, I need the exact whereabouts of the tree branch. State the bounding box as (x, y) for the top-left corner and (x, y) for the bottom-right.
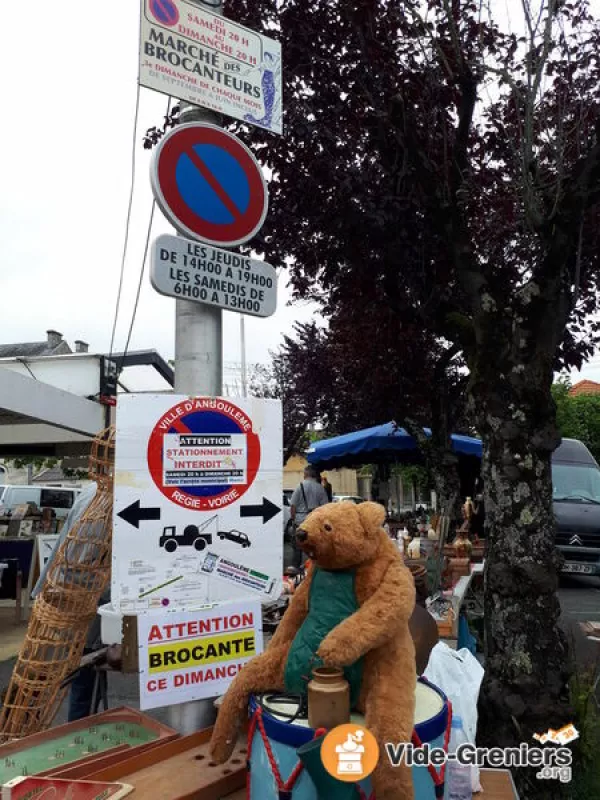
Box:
(451, 69), (478, 196)
(434, 343), (462, 382)
(537, 134), (600, 287)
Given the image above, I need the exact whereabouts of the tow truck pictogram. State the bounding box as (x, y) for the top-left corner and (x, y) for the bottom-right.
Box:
(159, 514), (218, 553)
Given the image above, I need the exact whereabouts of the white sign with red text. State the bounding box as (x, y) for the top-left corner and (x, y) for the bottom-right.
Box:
(138, 599), (263, 709)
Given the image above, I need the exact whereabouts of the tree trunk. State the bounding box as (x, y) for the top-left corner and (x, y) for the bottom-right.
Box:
(430, 449), (462, 520)
(403, 419), (462, 520)
(474, 375), (572, 796)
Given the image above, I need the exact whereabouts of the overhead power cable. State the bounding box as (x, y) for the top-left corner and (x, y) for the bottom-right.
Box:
(109, 84), (142, 360)
(109, 7), (147, 359)
(115, 95), (172, 378)
(117, 199), (157, 379)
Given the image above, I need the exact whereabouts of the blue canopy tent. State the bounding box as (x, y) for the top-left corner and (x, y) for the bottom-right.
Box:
(306, 422), (482, 472)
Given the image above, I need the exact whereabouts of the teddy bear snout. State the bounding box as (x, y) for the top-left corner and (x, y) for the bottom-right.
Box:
(295, 528), (308, 544)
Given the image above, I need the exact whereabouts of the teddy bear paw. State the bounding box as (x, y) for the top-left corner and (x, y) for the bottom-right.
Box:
(209, 736), (236, 764)
(317, 637), (351, 667)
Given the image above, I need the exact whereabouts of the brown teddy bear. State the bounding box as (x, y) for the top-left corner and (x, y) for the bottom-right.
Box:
(210, 501), (417, 799)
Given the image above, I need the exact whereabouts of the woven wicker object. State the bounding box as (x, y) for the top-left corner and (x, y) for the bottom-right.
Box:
(0, 427), (115, 741)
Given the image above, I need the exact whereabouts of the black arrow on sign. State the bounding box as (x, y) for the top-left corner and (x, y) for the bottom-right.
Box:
(118, 500), (161, 529)
(240, 498), (281, 524)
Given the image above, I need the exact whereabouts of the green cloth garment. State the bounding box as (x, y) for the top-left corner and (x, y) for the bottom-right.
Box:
(284, 567), (363, 707)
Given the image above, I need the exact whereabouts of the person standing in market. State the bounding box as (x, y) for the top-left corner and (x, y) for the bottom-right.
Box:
(290, 466), (329, 567)
(321, 473), (333, 502)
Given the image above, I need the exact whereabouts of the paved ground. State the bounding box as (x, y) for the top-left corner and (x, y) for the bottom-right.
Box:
(0, 657), (171, 730)
(557, 575), (600, 677)
(558, 574), (600, 623)
(0, 577), (597, 730)
(0, 608), (28, 662)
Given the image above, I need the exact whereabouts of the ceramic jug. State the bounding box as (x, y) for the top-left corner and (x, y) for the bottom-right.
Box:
(308, 666), (351, 730)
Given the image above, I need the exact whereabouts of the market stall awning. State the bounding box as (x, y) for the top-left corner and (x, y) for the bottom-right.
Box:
(306, 422), (482, 470)
(0, 349), (174, 458)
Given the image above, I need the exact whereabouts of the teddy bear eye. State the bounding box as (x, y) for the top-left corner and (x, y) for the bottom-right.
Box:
(324, 523), (332, 532)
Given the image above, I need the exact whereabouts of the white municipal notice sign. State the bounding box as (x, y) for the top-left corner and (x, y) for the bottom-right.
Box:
(150, 234), (277, 318)
(140, 0), (282, 135)
(112, 394), (283, 613)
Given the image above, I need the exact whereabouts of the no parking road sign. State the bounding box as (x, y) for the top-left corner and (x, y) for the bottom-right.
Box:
(151, 122), (268, 247)
(147, 397), (262, 512)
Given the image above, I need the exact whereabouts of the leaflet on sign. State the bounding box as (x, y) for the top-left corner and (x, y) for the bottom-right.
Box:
(200, 552), (277, 596)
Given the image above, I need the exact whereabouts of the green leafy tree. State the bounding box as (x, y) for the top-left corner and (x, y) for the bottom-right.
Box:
(553, 381), (600, 462)
(249, 322), (334, 463)
(222, 1), (600, 769)
(148, 0), (600, 781)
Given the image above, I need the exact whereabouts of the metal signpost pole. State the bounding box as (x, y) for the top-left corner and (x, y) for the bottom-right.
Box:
(174, 0), (224, 398)
(241, 317), (248, 396)
(141, 0), (280, 735)
(169, 0), (223, 734)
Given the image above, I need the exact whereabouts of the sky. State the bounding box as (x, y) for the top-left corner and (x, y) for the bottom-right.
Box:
(0, 0), (317, 380)
(1, 1), (599, 388)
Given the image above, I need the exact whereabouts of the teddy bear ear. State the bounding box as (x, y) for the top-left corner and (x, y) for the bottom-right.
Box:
(356, 501), (386, 533)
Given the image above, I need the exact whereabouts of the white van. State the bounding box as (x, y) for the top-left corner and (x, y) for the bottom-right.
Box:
(0, 485), (81, 520)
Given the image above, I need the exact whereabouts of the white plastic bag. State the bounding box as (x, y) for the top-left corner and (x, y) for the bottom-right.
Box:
(423, 642), (484, 792)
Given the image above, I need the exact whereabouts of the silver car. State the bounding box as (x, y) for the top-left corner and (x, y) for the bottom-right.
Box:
(333, 495), (365, 504)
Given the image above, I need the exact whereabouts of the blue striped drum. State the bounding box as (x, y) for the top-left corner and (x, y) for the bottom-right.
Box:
(247, 677), (450, 799)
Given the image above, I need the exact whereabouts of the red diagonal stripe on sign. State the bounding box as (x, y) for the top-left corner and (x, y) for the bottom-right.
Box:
(185, 146), (242, 222)
(169, 419), (192, 434)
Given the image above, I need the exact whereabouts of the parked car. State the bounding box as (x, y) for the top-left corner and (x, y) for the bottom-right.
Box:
(0, 485), (81, 520)
(552, 439), (600, 577)
(218, 529), (251, 548)
(332, 495), (365, 504)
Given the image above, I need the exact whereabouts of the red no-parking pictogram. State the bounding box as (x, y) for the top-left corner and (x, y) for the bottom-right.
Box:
(150, 123), (269, 248)
(147, 398), (261, 512)
(148, 0), (180, 27)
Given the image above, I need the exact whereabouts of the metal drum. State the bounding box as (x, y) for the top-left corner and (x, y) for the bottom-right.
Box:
(248, 677), (450, 799)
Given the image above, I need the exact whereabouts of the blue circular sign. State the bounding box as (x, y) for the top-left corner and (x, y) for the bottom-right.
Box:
(176, 145), (251, 225)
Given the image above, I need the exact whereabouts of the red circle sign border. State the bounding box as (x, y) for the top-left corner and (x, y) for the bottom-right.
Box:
(147, 398), (261, 511)
(150, 122), (269, 248)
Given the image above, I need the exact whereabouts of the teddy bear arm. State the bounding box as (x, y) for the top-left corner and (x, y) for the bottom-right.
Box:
(318, 561), (415, 665)
(210, 644), (289, 763)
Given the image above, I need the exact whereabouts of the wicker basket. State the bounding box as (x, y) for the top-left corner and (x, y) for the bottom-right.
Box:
(0, 427), (115, 741)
